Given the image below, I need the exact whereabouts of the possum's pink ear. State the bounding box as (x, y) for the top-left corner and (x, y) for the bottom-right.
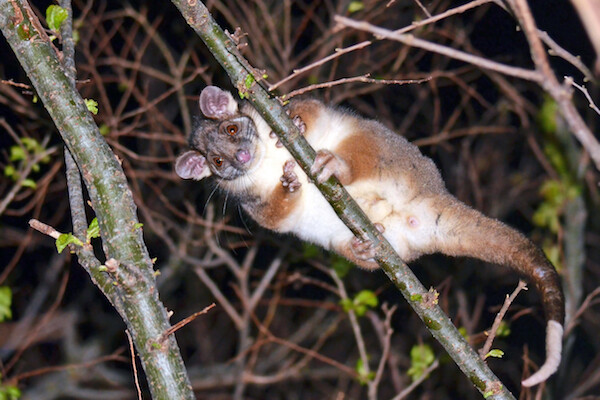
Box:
(199, 86), (238, 119)
(175, 151), (212, 181)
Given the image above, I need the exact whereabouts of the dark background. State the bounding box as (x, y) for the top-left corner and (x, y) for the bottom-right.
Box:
(1, 1), (599, 399)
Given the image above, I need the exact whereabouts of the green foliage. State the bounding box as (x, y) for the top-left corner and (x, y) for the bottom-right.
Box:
(484, 349), (504, 359)
(532, 96), (583, 272)
(332, 257), (352, 278)
(99, 124), (110, 136)
(407, 344), (435, 381)
(9, 146), (25, 162)
(355, 358), (375, 384)
(495, 321), (511, 338)
(348, 1), (365, 13)
(20, 179), (37, 189)
(3, 166), (16, 180)
(56, 218), (100, 254)
(0, 381), (21, 400)
(85, 99), (99, 115)
(3, 138), (50, 189)
(86, 218), (100, 242)
(46, 5), (68, 32)
(302, 243), (321, 259)
(340, 289), (378, 317)
(244, 74), (255, 89)
(537, 96), (558, 135)
(410, 294), (423, 302)
(55, 233), (84, 254)
(0, 287), (13, 322)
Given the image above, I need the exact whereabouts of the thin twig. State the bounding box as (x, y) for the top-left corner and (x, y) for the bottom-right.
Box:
(10, 351), (127, 383)
(509, 0), (600, 171)
(285, 75), (431, 99)
(480, 280), (527, 359)
(334, 15), (542, 83)
(28, 219), (62, 240)
(566, 76), (600, 116)
(269, 41), (372, 91)
(371, 304), (397, 399)
(0, 79), (30, 89)
(565, 286), (600, 335)
(126, 329), (143, 400)
(390, 359), (440, 400)
(158, 303), (216, 343)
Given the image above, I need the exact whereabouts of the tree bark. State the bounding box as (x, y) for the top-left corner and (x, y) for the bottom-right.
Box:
(0, 1), (195, 398)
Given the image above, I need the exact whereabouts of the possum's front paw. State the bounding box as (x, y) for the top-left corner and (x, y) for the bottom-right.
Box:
(310, 149), (351, 184)
(280, 160), (301, 192)
(292, 115), (306, 134)
(350, 237), (377, 260)
(350, 223), (385, 260)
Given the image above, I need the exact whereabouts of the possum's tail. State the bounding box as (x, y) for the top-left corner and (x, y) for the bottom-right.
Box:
(434, 196), (564, 387)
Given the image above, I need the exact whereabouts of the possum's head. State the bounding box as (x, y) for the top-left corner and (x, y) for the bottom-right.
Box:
(176, 86), (260, 181)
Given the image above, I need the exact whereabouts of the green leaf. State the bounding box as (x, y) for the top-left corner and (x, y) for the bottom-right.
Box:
(84, 99), (99, 115)
(4, 165), (16, 180)
(21, 179), (37, 189)
(355, 290), (378, 307)
(332, 257), (352, 278)
(0, 286), (13, 322)
(21, 137), (38, 152)
(407, 344), (435, 381)
(86, 218), (100, 242)
(133, 222), (144, 230)
(340, 298), (353, 313)
(9, 146), (26, 162)
(484, 349), (504, 359)
(495, 321), (511, 338)
(537, 96), (558, 134)
(342, 290), (378, 317)
(0, 384), (22, 400)
(348, 1), (365, 13)
(355, 358), (375, 385)
(7, 386), (22, 400)
(302, 243), (321, 258)
(55, 233), (84, 254)
(46, 5), (68, 32)
(244, 74), (255, 89)
(542, 242), (562, 272)
(410, 294), (423, 302)
(99, 124), (110, 136)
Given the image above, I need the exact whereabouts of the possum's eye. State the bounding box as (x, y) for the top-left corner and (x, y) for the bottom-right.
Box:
(226, 124), (238, 135)
(213, 157), (223, 167)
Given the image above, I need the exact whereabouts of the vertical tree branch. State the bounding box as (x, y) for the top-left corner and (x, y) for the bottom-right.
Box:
(0, 1), (194, 398)
(170, 1), (516, 398)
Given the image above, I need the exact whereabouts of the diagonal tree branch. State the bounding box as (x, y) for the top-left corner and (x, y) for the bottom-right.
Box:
(170, 1), (516, 398)
(0, 1), (194, 398)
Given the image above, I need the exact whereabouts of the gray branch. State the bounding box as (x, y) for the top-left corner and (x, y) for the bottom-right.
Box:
(0, 1), (194, 398)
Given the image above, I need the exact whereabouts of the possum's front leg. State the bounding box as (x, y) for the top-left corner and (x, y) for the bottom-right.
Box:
(243, 161), (302, 231)
(310, 150), (353, 185)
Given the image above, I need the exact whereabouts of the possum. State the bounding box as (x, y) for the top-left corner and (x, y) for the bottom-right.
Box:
(175, 85), (564, 387)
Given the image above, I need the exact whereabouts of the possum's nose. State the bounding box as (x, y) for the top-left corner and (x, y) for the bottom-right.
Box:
(236, 149), (251, 164)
